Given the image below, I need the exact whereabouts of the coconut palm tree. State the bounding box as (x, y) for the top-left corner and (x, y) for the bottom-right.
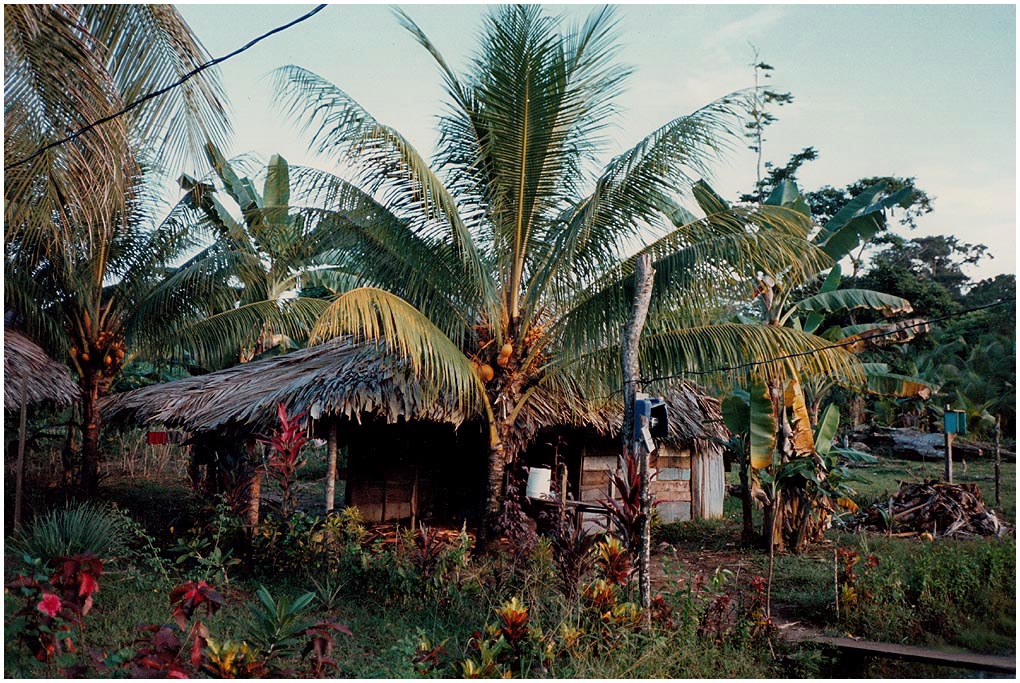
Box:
(274, 5), (861, 546)
(4, 4), (229, 494)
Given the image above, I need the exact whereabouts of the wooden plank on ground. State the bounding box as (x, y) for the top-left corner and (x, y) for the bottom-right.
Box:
(783, 627), (1015, 674)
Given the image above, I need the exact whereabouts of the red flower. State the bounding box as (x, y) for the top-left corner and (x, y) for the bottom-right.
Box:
(37, 593), (62, 618)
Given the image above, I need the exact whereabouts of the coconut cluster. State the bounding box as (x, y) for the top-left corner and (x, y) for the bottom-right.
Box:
(69, 314), (126, 377)
(470, 323), (547, 384)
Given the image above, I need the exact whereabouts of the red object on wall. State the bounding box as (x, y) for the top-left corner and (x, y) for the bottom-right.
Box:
(147, 431), (168, 445)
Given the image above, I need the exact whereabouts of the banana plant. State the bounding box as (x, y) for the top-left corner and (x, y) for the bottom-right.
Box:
(138, 143), (364, 369)
(752, 180), (936, 424)
(719, 380), (773, 545)
(711, 177), (928, 553)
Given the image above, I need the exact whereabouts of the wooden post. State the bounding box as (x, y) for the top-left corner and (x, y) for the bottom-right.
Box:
(944, 404), (953, 484)
(994, 416), (1001, 508)
(325, 421), (338, 514)
(621, 253), (655, 620)
(944, 432), (953, 484)
(14, 375), (29, 531)
(246, 439), (262, 530)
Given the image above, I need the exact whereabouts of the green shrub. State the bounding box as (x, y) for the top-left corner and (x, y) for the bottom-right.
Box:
(242, 586), (317, 662)
(10, 501), (135, 564)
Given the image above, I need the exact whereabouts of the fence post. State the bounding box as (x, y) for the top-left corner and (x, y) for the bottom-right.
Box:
(944, 404), (953, 484)
(994, 416), (1001, 507)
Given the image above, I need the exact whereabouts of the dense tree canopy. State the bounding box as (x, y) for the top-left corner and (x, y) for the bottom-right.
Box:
(4, 4), (229, 493)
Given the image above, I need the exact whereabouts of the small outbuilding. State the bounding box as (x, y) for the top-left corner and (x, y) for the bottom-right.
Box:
(515, 385), (727, 522)
(5, 326), (79, 529)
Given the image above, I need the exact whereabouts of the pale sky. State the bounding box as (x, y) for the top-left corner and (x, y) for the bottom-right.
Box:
(174, 2), (1016, 281)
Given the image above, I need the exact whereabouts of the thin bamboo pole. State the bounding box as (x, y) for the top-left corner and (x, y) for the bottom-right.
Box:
(994, 416), (1001, 508)
(14, 374), (29, 530)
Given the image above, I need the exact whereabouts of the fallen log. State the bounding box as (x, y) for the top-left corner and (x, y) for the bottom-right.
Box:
(851, 425), (992, 462)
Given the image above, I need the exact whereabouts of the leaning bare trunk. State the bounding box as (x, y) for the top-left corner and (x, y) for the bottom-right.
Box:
(79, 372), (102, 496)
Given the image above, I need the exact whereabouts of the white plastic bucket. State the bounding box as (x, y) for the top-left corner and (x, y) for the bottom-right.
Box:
(526, 467), (552, 499)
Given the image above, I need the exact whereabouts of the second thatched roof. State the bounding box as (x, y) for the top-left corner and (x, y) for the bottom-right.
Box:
(101, 337), (725, 447)
(4, 328), (79, 410)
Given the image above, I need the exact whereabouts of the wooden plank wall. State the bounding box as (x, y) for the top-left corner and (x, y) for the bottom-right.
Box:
(344, 420), (486, 524)
(691, 446), (725, 519)
(579, 446), (697, 522)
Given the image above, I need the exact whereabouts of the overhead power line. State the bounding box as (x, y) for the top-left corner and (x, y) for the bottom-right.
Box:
(5, 4), (328, 172)
(604, 297), (1015, 398)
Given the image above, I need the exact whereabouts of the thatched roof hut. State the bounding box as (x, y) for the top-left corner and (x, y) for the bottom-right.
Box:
(102, 337), (724, 446)
(4, 328), (79, 410)
(515, 382), (725, 451)
(102, 338), (728, 523)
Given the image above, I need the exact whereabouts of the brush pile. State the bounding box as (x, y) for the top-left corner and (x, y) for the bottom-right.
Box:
(847, 480), (1011, 538)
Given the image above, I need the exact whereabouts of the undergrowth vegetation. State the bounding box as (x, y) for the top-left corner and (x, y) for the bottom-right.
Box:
(5, 453), (1014, 678)
(5, 496), (789, 678)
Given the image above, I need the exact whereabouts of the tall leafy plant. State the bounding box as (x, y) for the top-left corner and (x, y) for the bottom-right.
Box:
(260, 403), (309, 520)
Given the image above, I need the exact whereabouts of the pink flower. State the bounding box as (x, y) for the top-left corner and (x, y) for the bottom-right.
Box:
(78, 571), (99, 598)
(37, 593), (62, 618)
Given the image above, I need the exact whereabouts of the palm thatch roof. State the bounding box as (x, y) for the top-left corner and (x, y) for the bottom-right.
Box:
(4, 328), (79, 409)
(101, 338), (467, 436)
(515, 383), (725, 450)
(101, 338), (725, 447)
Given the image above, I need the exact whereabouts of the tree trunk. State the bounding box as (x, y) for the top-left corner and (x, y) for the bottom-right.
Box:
(247, 468), (262, 529)
(479, 422), (506, 553)
(738, 443), (756, 546)
(61, 411), (77, 487)
(622, 253), (654, 619)
(14, 375), (29, 530)
(761, 378), (787, 553)
(78, 372), (102, 496)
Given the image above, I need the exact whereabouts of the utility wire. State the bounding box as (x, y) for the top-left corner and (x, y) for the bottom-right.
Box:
(639, 297), (1015, 386)
(602, 296), (1014, 399)
(5, 4), (328, 172)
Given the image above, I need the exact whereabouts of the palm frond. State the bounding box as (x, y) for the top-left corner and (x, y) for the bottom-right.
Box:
(791, 289), (912, 318)
(136, 297), (330, 370)
(309, 287), (484, 414)
(83, 4), (230, 174)
(552, 205), (830, 357)
(272, 66), (496, 323)
(860, 363), (937, 399)
(547, 322), (864, 399)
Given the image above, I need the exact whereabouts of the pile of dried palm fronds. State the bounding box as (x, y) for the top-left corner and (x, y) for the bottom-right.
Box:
(847, 480), (1011, 538)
